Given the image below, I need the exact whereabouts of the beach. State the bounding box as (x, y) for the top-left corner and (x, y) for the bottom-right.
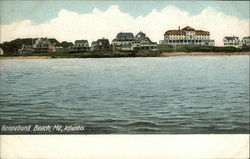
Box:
(161, 51), (250, 57)
(0, 52), (249, 59)
(0, 56), (52, 59)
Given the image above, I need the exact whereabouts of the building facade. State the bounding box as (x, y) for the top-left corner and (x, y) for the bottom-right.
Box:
(91, 38), (111, 51)
(69, 40), (90, 52)
(112, 32), (157, 51)
(160, 26), (215, 46)
(134, 31), (158, 50)
(112, 32), (135, 51)
(0, 48), (3, 55)
(242, 36), (250, 47)
(18, 44), (33, 54)
(223, 36), (241, 48)
(33, 38), (56, 53)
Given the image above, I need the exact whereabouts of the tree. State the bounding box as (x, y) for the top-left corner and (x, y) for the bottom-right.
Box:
(60, 41), (73, 48)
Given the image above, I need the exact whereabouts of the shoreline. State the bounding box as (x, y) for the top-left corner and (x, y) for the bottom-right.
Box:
(0, 52), (249, 59)
(0, 56), (52, 59)
(161, 52), (250, 57)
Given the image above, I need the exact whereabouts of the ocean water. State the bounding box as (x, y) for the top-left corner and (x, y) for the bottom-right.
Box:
(0, 56), (249, 134)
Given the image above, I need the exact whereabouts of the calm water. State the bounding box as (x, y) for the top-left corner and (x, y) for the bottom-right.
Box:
(0, 56), (249, 134)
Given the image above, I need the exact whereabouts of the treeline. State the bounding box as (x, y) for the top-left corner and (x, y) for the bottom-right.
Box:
(1, 38), (249, 56)
(0, 38), (73, 55)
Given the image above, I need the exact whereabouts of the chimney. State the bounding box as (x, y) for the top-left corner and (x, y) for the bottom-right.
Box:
(178, 26), (180, 31)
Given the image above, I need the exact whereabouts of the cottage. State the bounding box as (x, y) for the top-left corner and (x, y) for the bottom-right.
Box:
(160, 26), (215, 46)
(33, 38), (56, 53)
(112, 32), (135, 51)
(18, 44), (33, 54)
(91, 38), (110, 51)
(69, 40), (90, 52)
(112, 32), (157, 51)
(0, 48), (3, 55)
(223, 36), (241, 48)
(91, 41), (97, 51)
(135, 31), (158, 50)
(242, 36), (250, 47)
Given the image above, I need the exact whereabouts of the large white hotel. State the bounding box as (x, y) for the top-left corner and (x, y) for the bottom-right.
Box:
(160, 26), (215, 46)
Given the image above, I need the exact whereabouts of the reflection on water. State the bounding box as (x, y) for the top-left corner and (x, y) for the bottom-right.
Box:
(0, 56), (249, 134)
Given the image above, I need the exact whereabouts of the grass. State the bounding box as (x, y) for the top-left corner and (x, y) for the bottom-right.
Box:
(1, 46), (249, 58)
(10, 48), (161, 58)
(50, 50), (161, 58)
(158, 44), (249, 52)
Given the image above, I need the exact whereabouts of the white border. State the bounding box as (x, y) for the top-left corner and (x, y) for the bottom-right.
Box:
(1, 134), (249, 159)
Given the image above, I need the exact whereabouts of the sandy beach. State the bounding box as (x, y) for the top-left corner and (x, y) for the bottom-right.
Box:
(161, 52), (250, 57)
(0, 56), (51, 59)
(0, 52), (249, 59)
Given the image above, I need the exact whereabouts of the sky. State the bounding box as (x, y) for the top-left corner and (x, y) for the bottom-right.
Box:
(0, 1), (249, 46)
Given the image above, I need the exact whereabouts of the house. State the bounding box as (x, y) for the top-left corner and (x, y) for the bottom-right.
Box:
(112, 31), (157, 51)
(160, 26), (215, 46)
(18, 44), (33, 54)
(112, 32), (135, 51)
(75, 40), (89, 47)
(0, 48), (3, 55)
(134, 31), (158, 50)
(91, 41), (97, 51)
(91, 38), (111, 51)
(223, 36), (241, 48)
(69, 40), (90, 52)
(242, 36), (250, 47)
(33, 37), (56, 53)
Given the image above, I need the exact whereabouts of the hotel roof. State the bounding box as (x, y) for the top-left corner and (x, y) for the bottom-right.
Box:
(224, 36), (239, 41)
(164, 26), (210, 35)
(114, 32), (134, 41)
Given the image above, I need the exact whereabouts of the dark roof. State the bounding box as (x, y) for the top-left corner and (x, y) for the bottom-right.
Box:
(91, 41), (97, 46)
(75, 40), (88, 43)
(243, 36), (250, 39)
(97, 38), (110, 46)
(135, 31), (147, 40)
(224, 36), (239, 41)
(182, 26), (195, 31)
(165, 30), (185, 35)
(195, 30), (210, 35)
(135, 31), (154, 44)
(115, 32), (134, 41)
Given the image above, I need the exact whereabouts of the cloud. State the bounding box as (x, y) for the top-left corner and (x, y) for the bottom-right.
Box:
(1, 5), (249, 46)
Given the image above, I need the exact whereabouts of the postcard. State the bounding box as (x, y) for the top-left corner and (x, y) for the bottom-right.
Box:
(0, 0), (249, 158)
